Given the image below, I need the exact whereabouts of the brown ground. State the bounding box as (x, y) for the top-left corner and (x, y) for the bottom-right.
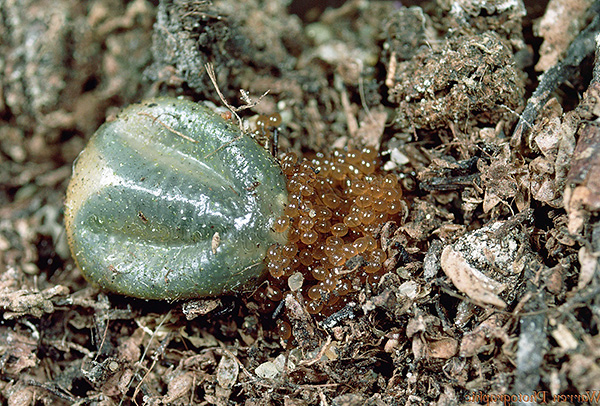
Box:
(1, 0), (600, 405)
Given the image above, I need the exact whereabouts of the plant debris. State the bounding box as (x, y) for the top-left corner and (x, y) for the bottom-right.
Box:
(1, 0), (600, 404)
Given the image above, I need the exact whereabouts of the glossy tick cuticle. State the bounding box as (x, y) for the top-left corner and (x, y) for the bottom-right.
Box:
(64, 97), (288, 301)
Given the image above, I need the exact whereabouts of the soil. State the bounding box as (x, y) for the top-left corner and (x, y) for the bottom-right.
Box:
(1, 0), (600, 405)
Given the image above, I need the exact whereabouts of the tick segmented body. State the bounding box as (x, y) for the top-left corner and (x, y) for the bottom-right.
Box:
(65, 97), (288, 300)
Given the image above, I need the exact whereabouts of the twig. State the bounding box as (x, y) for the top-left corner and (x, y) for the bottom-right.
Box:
(23, 379), (77, 403)
(511, 7), (600, 149)
(132, 331), (173, 405)
(298, 336), (332, 366)
(204, 63), (271, 159)
(205, 63), (244, 131)
(118, 310), (172, 406)
(239, 88), (270, 110)
(205, 63), (269, 119)
(592, 30), (600, 85)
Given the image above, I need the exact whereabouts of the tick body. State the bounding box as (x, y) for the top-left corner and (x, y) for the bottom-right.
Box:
(65, 97), (288, 300)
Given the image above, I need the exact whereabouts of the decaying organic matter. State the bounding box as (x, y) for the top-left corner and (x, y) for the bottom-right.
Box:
(1, 0), (600, 404)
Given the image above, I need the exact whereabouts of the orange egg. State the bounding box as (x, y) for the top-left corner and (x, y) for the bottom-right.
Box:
(263, 147), (406, 325)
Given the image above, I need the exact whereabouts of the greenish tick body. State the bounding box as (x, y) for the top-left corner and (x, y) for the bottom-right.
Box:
(65, 97), (288, 301)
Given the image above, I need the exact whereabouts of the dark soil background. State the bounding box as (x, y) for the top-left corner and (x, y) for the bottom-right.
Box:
(1, 0), (600, 405)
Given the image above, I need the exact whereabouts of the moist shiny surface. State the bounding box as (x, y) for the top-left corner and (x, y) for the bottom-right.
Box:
(65, 97), (288, 300)
(257, 148), (406, 321)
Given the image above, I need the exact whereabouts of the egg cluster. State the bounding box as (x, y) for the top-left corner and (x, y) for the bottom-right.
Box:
(253, 147), (404, 330)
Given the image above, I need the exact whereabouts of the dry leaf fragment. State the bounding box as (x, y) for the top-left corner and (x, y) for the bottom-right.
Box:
(216, 355), (239, 390)
(428, 338), (459, 359)
(577, 246), (599, 290)
(255, 361), (279, 379)
(355, 106), (387, 148)
(163, 371), (195, 403)
(7, 385), (35, 406)
(551, 323), (579, 351)
(1, 285), (69, 319)
(441, 246), (507, 308)
(459, 314), (508, 357)
(181, 298), (221, 320)
(534, 0), (594, 71)
(441, 221), (527, 308)
(0, 329), (38, 374)
(565, 122), (600, 234)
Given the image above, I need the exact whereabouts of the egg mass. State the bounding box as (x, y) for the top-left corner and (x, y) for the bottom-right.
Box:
(257, 147), (406, 320)
(65, 97), (288, 300)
